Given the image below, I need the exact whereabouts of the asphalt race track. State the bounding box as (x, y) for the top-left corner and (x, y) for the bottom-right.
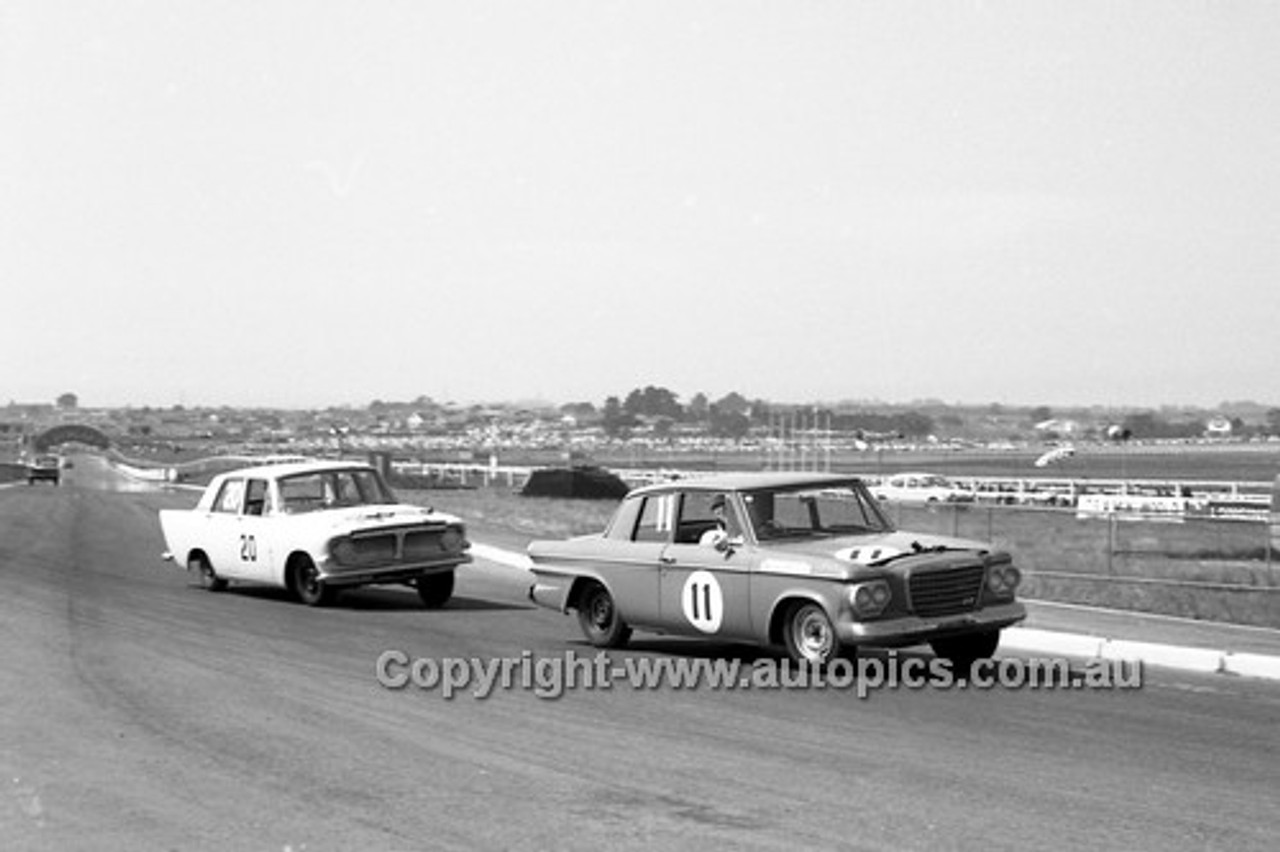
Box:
(2, 457), (1278, 850)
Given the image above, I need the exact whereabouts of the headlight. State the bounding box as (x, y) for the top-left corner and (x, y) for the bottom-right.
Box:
(330, 538), (357, 565)
(441, 527), (466, 554)
(987, 564), (1021, 597)
(849, 580), (891, 618)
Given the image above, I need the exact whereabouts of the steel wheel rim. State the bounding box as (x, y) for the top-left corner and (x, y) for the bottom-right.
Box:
(793, 606), (833, 662)
(299, 562), (320, 596)
(587, 591), (613, 631)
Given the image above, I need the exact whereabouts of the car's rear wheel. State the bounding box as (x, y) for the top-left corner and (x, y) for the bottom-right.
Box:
(783, 601), (843, 666)
(576, 581), (631, 648)
(189, 553), (228, 592)
(291, 555), (335, 607)
(415, 571), (455, 609)
(930, 630), (1001, 674)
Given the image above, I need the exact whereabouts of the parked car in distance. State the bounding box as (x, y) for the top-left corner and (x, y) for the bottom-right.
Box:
(871, 472), (974, 504)
(527, 473), (1025, 667)
(27, 454), (61, 485)
(159, 460), (471, 607)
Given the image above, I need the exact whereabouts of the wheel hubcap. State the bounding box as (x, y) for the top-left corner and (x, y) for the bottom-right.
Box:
(589, 594), (612, 629)
(794, 608), (833, 661)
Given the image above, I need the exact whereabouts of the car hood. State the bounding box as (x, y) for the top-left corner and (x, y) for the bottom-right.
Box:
(312, 504), (464, 534)
(763, 530), (992, 568)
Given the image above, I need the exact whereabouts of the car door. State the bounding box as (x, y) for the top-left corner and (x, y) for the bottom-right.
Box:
(657, 491), (755, 641)
(204, 477), (249, 579)
(603, 492), (669, 630)
(232, 478), (274, 583)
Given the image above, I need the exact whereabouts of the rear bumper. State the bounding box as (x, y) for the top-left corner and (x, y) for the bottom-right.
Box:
(837, 601), (1027, 647)
(529, 577), (573, 612)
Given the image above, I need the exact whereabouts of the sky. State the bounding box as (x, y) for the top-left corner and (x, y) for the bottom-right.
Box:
(3, 1), (1279, 411)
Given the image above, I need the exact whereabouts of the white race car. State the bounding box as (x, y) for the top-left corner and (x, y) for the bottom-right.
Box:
(159, 460), (471, 607)
(872, 472), (975, 504)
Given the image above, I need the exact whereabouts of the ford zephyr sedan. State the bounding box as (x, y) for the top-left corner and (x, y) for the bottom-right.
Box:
(160, 460), (471, 607)
(527, 473), (1026, 666)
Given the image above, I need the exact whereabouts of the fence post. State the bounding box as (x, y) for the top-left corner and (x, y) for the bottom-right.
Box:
(1107, 513), (1116, 575)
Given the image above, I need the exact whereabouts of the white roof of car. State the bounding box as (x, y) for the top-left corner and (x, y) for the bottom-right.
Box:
(630, 471), (865, 497)
(216, 459), (375, 481)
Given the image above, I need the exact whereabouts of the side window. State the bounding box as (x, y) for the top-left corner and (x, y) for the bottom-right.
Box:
(214, 479), (245, 515)
(244, 479), (269, 516)
(335, 472), (362, 505)
(674, 491), (737, 543)
(633, 495), (674, 543)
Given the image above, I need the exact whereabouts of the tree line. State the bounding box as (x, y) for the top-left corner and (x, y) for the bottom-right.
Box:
(559, 385), (936, 441)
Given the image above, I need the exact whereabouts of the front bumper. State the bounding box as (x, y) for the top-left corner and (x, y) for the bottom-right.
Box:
(837, 601), (1027, 648)
(318, 554), (472, 587)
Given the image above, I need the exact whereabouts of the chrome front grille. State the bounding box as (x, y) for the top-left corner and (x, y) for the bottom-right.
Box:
(333, 524), (465, 570)
(403, 530), (449, 560)
(907, 562), (986, 617)
(349, 534), (397, 564)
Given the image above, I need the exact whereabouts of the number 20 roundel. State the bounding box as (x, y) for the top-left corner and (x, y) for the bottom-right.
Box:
(681, 570), (724, 634)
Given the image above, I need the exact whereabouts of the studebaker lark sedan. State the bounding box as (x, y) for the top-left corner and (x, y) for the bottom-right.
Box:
(527, 473), (1026, 666)
(159, 460), (471, 607)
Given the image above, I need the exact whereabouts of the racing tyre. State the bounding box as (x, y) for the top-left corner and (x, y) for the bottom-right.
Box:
(783, 601), (843, 666)
(291, 555), (335, 607)
(576, 581), (631, 648)
(189, 553), (228, 592)
(930, 630), (1001, 675)
(415, 571), (455, 609)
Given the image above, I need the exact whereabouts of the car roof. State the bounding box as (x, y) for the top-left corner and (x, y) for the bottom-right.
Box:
(216, 459), (376, 481)
(629, 471), (865, 497)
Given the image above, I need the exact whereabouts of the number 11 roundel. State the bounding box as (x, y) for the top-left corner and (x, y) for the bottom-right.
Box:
(681, 570), (724, 634)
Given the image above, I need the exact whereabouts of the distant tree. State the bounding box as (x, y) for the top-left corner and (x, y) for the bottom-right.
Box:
(622, 385), (684, 420)
(57, 392), (78, 409)
(897, 411), (935, 437)
(1029, 405), (1052, 424)
(1121, 412), (1160, 439)
(713, 391), (751, 416)
(709, 410), (751, 440)
(687, 392), (710, 422)
(601, 396), (635, 438)
(1121, 411), (1204, 440)
(1267, 408), (1280, 436)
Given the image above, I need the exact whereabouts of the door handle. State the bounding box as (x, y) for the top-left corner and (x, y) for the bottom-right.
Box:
(659, 555), (677, 565)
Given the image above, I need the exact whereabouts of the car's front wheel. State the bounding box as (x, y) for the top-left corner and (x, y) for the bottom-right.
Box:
(291, 555), (335, 607)
(783, 601), (844, 666)
(415, 571), (455, 609)
(930, 630), (1001, 673)
(189, 553), (228, 592)
(576, 581), (631, 648)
